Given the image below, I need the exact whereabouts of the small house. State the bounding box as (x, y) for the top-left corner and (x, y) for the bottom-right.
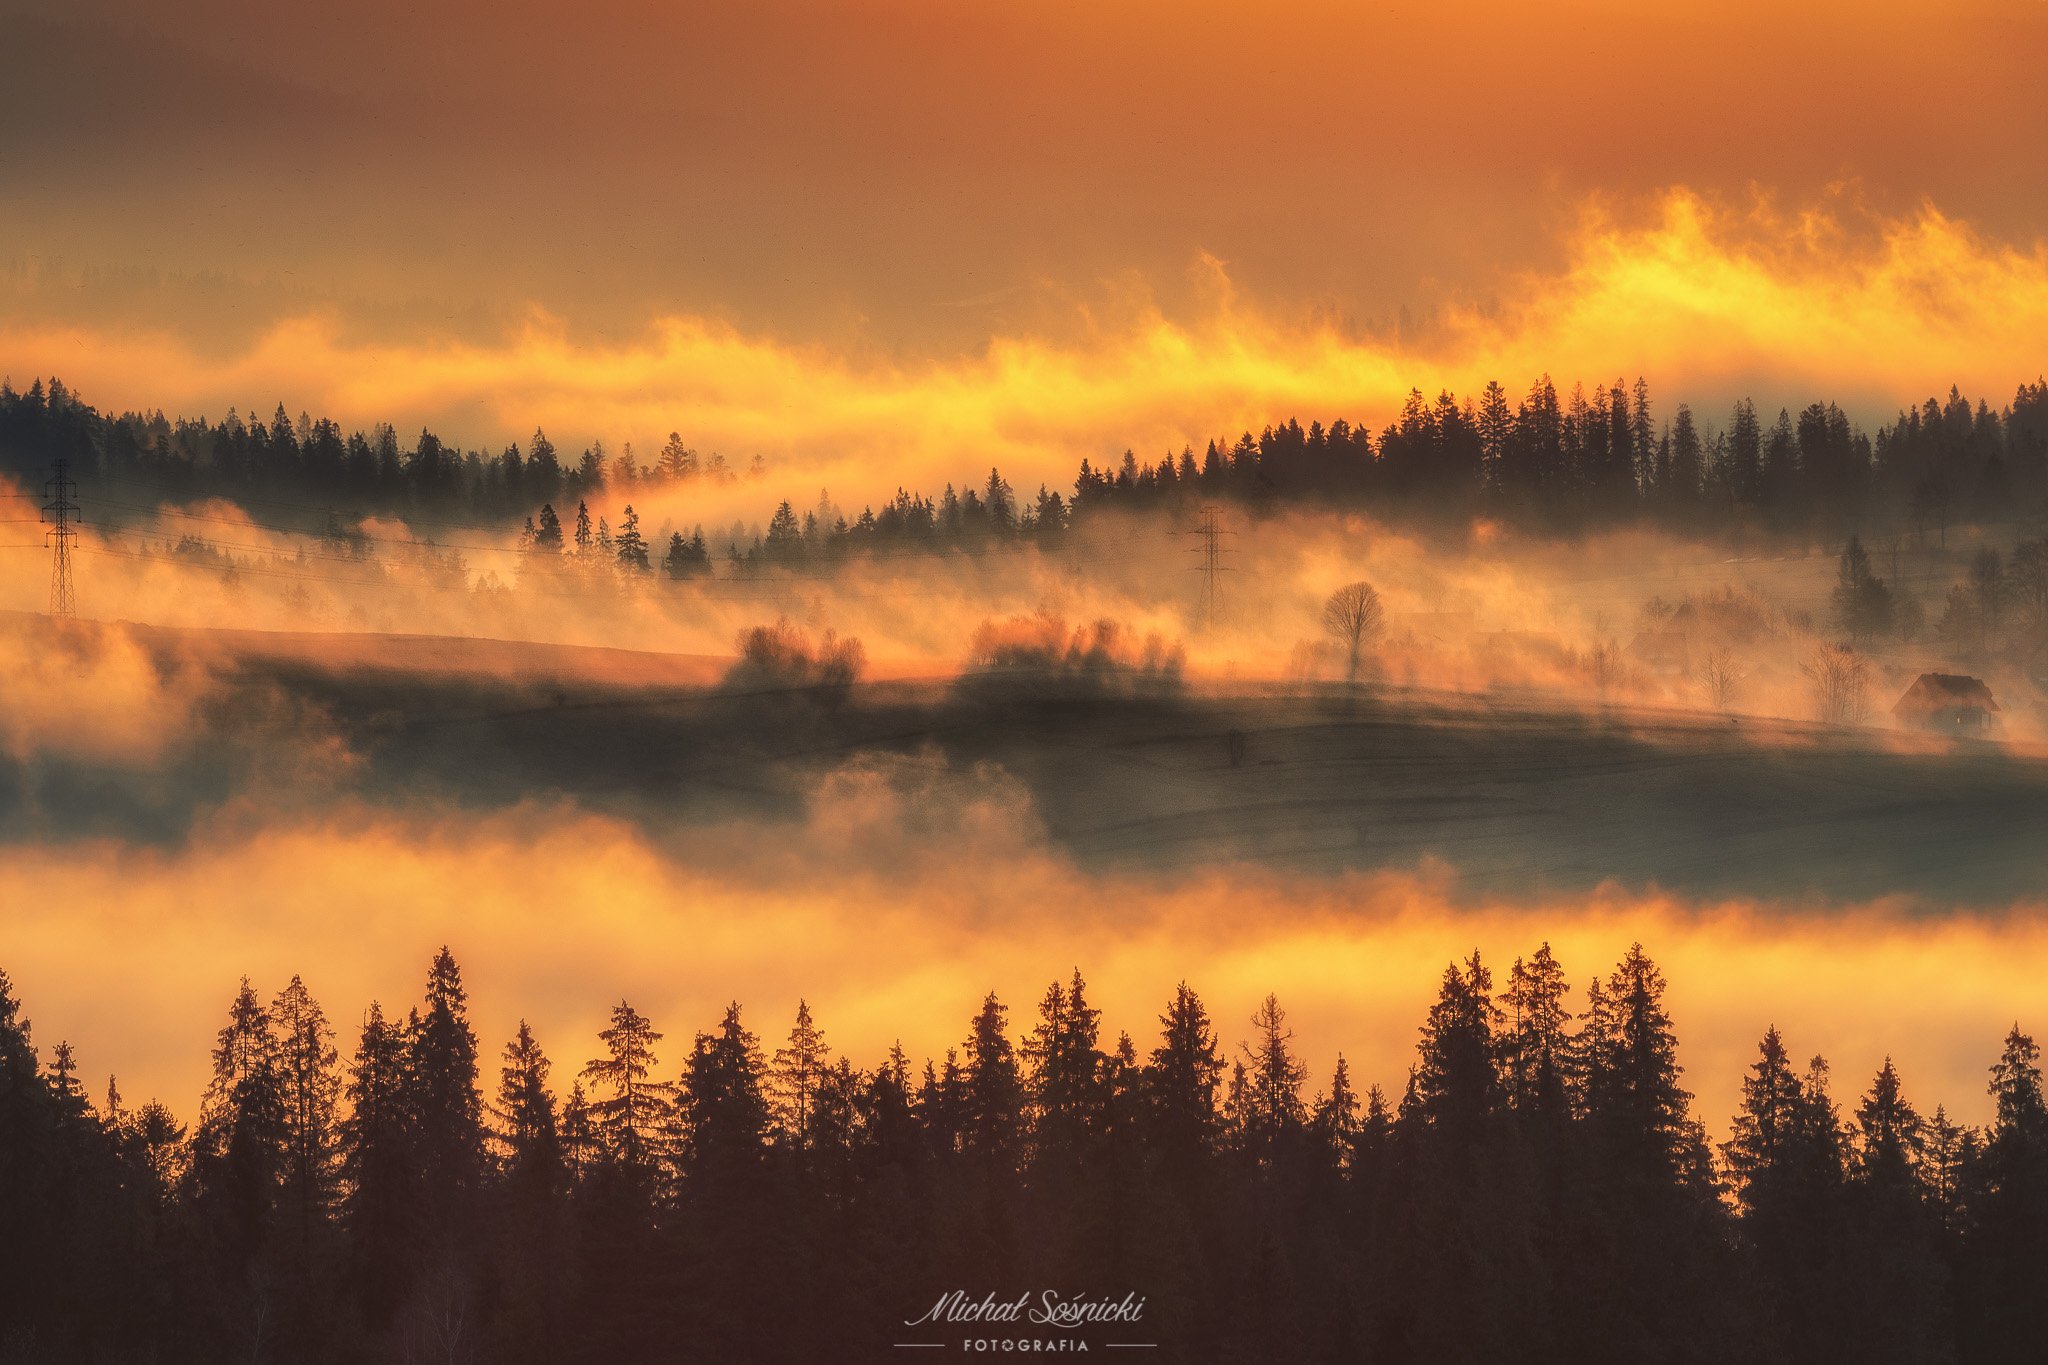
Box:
(1891, 673), (1999, 733)
(1628, 628), (1691, 676)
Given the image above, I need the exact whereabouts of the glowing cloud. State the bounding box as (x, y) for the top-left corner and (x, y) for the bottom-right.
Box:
(2, 192), (2044, 515)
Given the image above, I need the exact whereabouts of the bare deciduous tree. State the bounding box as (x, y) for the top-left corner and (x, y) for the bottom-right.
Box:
(1321, 581), (1385, 683)
(1585, 638), (1630, 696)
(1802, 642), (1870, 726)
(1694, 646), (1745, 712)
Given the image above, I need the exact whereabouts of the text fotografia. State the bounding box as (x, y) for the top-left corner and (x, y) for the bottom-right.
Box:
(900, 1291), (1150, 1352)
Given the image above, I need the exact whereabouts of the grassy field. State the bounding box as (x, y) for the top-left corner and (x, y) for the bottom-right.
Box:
(61, 620), (2040, 908)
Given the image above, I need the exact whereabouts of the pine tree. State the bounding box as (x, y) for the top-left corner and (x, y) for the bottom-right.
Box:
(493, 1021), (561, 1184)
(1669, 403), (1703, 501)
(1854, 1057), (1925, 1190)
(1101, 1030), (1143, 1142)
(342, 1001), (415, 1322)
(657, 432), (693, 481)
(270, 975), (339, 1258)
(490, 1022), (569, 1365)
(582, 1002), (676, 1179)
(1922, 1103), (1968, 1232)
(1968, 1026), (2048, 1360)
(1476, 380), (1513, 492)
(1723, 1026), (1803, 1211)
(679, 1003), (769, 1174)
(615, 505), (650, 570)
(764, 500), (803, 562)
(1405, 954), (1500, 1140)
(0, 966), (37, 1087)
(0, 970), (62, 1345)
(961, 992), (1024, 1166)
(768, 1000), (830, 1152)
(533, 502), (563, 552)
(1630, 376), (1655, 489)
(1309, 1055), (1361, 1165)
(1025, 969), (1104, 1159)
(1598, 944), (1694, 1173)
(45, 1040), (88, 1121)
(560, 1081), (597, 1180)
(1570, 972), (1617, 1113)
(191, 979), (286, 1266)
(984, 467), (1014, 531)
(1987, 1024), (2046, 1148)
(1219, 1059), (1254, 1153)
(407, 948), (484, 1215)
(863, 1043), (918, 1166)
(1831, 534), (1895, 640)
(1727, 398), (1763, 503)
(1845, 1059), (1944, 1365)
(1145, 982), (1223, 1171)
(1724, 1031), (1851, 1356)
(1240, 993), (1309, 1153)
(1795, 1053), (1849, 1189)
(807, 1057), (863, 1190)
(1501, 942), (1570, 1118)
(917, 1051), (966, 1158)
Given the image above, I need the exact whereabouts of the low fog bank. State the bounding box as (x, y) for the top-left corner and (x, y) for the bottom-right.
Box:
(6, 612), (2048, 904)
(3, 752), (2044, 1146)
(6, 486), (2044, 742)
(8, 516), (2047, 1142)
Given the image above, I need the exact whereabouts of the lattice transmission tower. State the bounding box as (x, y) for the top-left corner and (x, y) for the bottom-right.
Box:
(43, 457), (77, 616)
(1186, 504), (1233, 628)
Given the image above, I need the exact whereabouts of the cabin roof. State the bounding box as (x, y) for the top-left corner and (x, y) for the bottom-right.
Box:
(1892, 672), (1999, 714)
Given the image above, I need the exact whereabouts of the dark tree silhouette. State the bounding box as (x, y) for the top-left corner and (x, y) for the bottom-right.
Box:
(582, 1001), (675, 1181)
(0, 950), (2044, 1364)
(1320, 581), (1385, 683)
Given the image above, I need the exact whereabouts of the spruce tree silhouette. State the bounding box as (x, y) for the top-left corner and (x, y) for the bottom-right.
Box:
(1, 952), (2046, 1363)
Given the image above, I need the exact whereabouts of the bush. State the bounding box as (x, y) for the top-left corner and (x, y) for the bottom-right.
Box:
(961, 611), (1184, 697)
(723, 617), (866, 705)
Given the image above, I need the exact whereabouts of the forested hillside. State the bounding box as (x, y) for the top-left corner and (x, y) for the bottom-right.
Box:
(3, 947), (2042, 1362)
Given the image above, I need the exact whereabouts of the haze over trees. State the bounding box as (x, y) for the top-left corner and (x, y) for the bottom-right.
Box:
(2, 949), (2044, 1363)
(4, 375), (2046, 575)
(1831, 534), (1896, 642)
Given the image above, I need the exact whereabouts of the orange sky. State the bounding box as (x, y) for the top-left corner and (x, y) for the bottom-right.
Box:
(2, 0), (2044, 494)
(4, 2), (2048, 1117)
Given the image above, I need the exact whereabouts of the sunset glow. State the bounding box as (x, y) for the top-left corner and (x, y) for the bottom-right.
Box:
(4, 192), (2044, 505)
(6, 1), (2047, 1358)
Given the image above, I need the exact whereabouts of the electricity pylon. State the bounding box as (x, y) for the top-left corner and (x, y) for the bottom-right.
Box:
(1186, 504), (1233, 628)
(43, 457), (77, 617)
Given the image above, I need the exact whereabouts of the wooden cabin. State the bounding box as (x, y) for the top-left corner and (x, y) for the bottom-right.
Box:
(1891, 673), (1999, 733)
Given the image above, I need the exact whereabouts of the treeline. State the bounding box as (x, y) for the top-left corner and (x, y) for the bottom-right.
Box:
(3, 947), (2044, 1363)
(1827, 530), (2048, 666)
(4, 375), (2046, 568)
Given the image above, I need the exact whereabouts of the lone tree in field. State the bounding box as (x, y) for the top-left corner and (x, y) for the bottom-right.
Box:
(1802, 641), (1870, 726)
(1694, 646), (1745, 712)
(1321, 581), (1385, 683)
